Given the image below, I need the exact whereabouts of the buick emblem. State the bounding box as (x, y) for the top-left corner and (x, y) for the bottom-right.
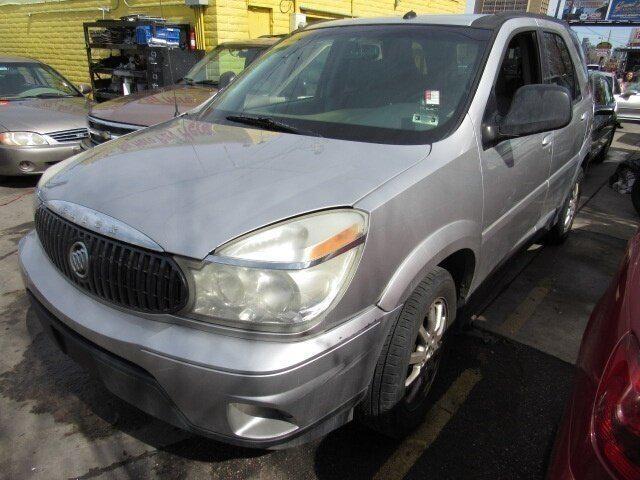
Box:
(69, 241), (89, 279)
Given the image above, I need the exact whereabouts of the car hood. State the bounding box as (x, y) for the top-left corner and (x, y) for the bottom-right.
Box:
(0, 97), (89, 133)
(39, 117), (429, 259)
(89, 85), (217, 127)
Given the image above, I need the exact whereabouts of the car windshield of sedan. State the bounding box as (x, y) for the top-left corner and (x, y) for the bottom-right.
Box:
(182, 45), (266, 86)
(623, 81), (640, 94)
(0, 62), (79, 100)
(198, 25), (490, 144)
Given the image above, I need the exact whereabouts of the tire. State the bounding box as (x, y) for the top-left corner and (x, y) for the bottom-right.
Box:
(633, 180), (640, 217)
(545, 168), (584, 245)
(356, 267), (457, 438)
(591, 128), (615, 164)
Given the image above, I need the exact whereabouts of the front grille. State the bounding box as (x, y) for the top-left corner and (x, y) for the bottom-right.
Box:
(48, 128), (89, 143)
(35, 206), (188, 314)
(88, 118), (140, 144)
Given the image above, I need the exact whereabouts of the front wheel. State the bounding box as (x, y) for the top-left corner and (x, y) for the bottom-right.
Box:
(545, 169), (584, 245)
(356, 267), (457, 438)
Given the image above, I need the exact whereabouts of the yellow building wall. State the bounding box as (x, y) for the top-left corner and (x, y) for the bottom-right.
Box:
(0, 0), (465, 85)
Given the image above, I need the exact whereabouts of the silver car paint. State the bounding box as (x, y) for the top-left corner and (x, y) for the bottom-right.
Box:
(20, 15), (591, 447)
(0, 97), (90, 174)
(615, 91), (640, 121)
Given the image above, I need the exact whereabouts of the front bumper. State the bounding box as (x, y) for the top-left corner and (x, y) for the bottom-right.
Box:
(0, 143), (82, 175)
(19, 231), (398, 448)
(616, 108), (640, 122)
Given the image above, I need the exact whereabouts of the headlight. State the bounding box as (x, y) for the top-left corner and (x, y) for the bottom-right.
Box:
(185, 209), (368, 332)
(0, 131), (49, 146)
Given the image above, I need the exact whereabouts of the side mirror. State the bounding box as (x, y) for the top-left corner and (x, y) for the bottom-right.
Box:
(218, 71), (237, 89)
(77, 83), (92, 95)
(499, 84), (572, 139)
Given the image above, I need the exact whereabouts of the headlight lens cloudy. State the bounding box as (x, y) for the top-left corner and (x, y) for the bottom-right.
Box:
(187, 210), (367, 331)
(0, 131), (49, 146)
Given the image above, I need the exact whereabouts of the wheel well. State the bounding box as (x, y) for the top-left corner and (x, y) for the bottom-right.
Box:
(438, 249), (476, 303)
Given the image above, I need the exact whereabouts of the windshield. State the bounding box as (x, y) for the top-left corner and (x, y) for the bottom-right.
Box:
(197, 25), (491, 144)
(183, 45), (266, 86)
(623, 81), (640, 94)
(0, 62), (79, 100)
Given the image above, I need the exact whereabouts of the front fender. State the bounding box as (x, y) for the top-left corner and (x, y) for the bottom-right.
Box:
(377, 219), (481, 312)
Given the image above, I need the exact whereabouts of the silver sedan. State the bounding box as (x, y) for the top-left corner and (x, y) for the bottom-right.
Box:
(0, 56), (91, 175)
(615, 80), (640, 122)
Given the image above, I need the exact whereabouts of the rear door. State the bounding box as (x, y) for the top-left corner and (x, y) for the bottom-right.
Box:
(591, 74), (616, 152)
(539, 29), (591, 216)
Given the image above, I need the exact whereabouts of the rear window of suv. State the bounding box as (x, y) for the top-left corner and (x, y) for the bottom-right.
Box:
(542, 32), (581, 101)
(198, 25), (491, 145)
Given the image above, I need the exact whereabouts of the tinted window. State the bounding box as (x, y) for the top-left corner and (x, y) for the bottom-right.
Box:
(184, 46), (265, 86)
(0, 62), (79, 100)
(491, 31), (540, 117)
(591, 75), (612, 106)
(542, 32), (580, 101)
(198, 25), (491, 144)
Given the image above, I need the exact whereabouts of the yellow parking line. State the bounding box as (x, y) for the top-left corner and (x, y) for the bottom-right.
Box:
(373, 369), (482, 480)
(498, 281), (551, 337)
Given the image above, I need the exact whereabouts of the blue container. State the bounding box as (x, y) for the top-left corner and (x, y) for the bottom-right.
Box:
(156, 27), (180, 45)
(135, 25), (152, 45)
(135, 26), (180, 45)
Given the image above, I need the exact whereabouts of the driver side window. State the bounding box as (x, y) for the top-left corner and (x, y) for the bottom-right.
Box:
(486, 31), (541, 120)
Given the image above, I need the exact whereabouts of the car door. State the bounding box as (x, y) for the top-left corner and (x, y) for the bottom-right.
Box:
(616, 86), (640, 120)
(479, 29), (551, 274)
(540, 29), (591, 215)
(591, 74), (616, 153)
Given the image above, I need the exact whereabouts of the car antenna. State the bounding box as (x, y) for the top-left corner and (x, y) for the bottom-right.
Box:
(158, 0), (180, 118)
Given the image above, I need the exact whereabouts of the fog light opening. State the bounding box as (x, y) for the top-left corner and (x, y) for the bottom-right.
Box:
(228, 403), (298, 440)
(18, 161), (35, 172)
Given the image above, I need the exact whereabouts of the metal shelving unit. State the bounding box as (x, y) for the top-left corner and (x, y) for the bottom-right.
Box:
(83, 18), (202, 102)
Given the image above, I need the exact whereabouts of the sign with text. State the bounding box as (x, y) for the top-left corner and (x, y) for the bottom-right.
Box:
(608, 0), (640, 22)
(563, 0), (611, 21)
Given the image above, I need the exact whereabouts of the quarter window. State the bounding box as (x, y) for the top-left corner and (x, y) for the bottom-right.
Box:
(542, 32), (581, 101)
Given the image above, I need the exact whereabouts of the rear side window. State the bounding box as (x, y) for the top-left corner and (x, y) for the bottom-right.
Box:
(542, 32), (581, 101)
(595, 76), (613, 105)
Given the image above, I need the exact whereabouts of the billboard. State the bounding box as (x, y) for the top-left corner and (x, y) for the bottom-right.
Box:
(608, 0), (640, 22)
(562, 0), (611, 21)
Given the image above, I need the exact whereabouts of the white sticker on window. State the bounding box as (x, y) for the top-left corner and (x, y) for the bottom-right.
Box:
(413, 113), (438, 126)
(424, 90), (440, 105)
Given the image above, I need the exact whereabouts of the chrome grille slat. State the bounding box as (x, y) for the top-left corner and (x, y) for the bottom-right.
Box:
(34, 206), (188, 314)
(48, 128), (89, 143)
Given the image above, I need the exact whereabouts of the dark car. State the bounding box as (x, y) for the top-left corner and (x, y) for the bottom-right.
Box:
(589, 71), (617, 165)
(87, 38), (279, 145)
(548, 230), (640, 479)
(0, 56), (91, 175)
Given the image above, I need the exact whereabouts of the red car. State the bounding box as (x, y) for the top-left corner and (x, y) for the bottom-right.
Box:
(548, 230), (640, 479)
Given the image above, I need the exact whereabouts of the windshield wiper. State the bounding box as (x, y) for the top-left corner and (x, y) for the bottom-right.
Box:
(182, 78), (219, 86)
(31, 93), (75, 99)
(225, 114), (320, 137)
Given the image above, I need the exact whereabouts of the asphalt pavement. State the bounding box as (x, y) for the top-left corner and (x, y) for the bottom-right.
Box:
(1, 124), (639, 480)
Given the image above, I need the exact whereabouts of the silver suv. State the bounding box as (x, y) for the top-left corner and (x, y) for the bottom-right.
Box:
(20, 13), (592, 448)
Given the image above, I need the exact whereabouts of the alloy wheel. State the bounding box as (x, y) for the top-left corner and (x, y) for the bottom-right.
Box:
(404, 297), (447, 406)
(563, 181), (580, 232)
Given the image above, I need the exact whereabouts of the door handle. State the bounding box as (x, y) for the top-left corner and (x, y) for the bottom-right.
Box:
(580, 112), (587, 121)
(542, 134), (553, 146)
